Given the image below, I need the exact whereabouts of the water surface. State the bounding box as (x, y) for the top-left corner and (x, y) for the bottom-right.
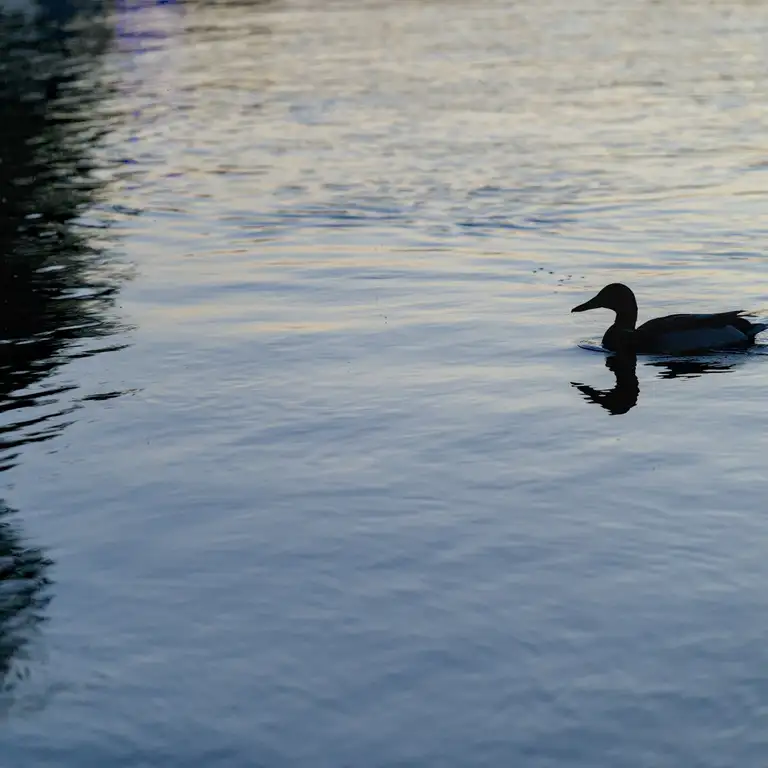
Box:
(4, 0), (768, 765)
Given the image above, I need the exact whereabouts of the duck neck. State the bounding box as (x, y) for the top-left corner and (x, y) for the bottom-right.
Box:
(613, 304), (637, 331)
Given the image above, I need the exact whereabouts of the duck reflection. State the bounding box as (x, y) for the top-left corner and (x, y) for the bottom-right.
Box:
(572, 354), (640, 415)
(647, 358), (736, 379)
(571, 354), (737, 415)
(0, 5), (126, 703)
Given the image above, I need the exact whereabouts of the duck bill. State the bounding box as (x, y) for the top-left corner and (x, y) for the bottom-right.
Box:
(571, 295), (602, 313)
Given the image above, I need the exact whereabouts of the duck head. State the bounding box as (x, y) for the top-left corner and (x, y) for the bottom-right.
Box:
(571, 283), (638, 329)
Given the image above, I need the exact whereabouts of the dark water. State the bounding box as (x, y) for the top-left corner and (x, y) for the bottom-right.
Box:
(0, 0), (128, 713)
(4, 0), (768, 765)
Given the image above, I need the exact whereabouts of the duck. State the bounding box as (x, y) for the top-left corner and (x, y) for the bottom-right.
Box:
(571, 283), (767, 354)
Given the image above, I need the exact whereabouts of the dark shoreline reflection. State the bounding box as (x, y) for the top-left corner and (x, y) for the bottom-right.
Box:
(0, 3), (128, 704)
(572, 354), (738, 415)
(0, 502), (53, 697)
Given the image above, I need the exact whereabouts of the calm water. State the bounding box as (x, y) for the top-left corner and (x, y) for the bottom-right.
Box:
(4, 0), (768, 764)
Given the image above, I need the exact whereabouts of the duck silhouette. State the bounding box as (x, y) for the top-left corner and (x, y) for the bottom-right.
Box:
(572, 283), (767, 354)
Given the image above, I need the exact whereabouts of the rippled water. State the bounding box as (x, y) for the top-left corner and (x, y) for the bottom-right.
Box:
(4, 0), (768, 765)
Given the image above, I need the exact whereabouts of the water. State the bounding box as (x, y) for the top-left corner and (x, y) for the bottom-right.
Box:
(3, 0), (768, 764)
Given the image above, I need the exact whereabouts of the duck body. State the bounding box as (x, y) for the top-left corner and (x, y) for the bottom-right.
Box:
(572, 283), (767, 355)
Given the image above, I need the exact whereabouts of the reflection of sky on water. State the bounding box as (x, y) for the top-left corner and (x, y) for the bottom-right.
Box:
(114, 0), (180, 57)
